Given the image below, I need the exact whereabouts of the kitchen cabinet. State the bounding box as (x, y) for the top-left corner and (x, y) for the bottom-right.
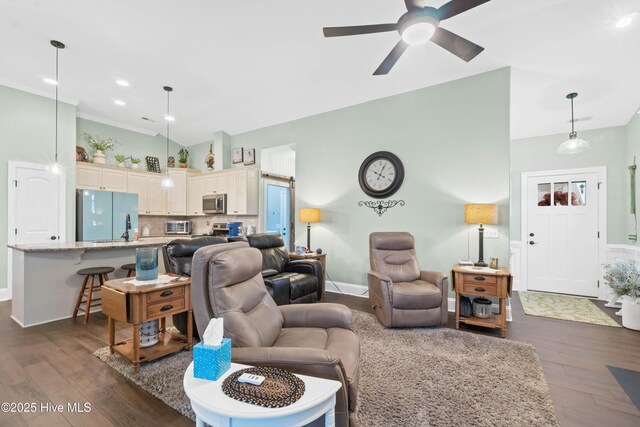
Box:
(76, 163), (127, 192)
(128, 172), (165, 215)
(187, 175), (205, 216)
(226, 168), (258, 215)
(165, 170), (187, 216)
(203, 173), (228, 195)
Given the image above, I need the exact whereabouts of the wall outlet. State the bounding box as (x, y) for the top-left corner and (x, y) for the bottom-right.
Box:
(484, 227), (499, 239)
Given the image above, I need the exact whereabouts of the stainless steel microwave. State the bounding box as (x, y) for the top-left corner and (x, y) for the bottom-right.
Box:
(203, 194), (227, 214)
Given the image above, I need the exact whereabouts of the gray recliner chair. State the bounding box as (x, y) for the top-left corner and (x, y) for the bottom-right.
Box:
(368, 232), (448, 328)
(191, 241), (360, 427)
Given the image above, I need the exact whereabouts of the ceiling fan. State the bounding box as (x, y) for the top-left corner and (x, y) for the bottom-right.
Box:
(323, 0), (491, 75)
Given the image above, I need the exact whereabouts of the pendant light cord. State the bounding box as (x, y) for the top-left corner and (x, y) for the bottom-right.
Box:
(570, 95), (575, 134)
(166, 90), (170, 165)
(54, 45), (59, 163)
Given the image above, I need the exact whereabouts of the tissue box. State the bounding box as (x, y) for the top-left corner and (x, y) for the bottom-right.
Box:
(193, 338), (231, 381)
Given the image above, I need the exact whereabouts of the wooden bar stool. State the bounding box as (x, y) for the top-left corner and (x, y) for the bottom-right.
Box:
(121, 263), (136, 277)
(74, 267), (114, 323)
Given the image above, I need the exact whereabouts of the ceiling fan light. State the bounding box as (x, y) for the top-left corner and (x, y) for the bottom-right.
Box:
(557, 135), (590, 154)
(401, 22), (436, 45)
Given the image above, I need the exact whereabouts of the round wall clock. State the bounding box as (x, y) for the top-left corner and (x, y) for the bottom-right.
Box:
(358, 151), (404, 198)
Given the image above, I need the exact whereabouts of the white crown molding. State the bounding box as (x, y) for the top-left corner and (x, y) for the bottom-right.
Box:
(76, 112), (159, 137)
(0, 79), (79, 106)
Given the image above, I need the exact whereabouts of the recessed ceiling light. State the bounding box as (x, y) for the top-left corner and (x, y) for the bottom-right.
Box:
(43, 78), (57, 85)
(116, 79), (130, 87)
(164, 115), (175, 122)
(114, 99), (126, 106)
(616, 14), (635, 28)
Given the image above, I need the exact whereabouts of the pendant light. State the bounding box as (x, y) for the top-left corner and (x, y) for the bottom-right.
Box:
(49, 40), (65, 174)
(161, 86), (175, 188)
(557, 92), (590, 154)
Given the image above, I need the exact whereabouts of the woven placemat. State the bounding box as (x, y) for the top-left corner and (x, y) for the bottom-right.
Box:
(222, 367), (305, 408)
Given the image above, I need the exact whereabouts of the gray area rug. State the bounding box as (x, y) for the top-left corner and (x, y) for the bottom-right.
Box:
(94, 311), (557, 426)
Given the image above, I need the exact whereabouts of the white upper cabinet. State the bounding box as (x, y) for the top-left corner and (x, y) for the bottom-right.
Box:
(165, 170), (187, 216)
(127, 172), (165, 215)
(189, 168), (258, 216)
(188, 175), (205, 216)
(76, 163), (127, 192)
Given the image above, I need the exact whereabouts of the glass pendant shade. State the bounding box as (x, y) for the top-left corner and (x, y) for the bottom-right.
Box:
(558, 92), (589, 155)
(557, 134), (591, 154)
(161, 173), (174, 188)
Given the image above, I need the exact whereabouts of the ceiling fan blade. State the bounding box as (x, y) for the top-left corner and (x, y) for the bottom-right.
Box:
(436, 0), (491, 20)
(373, 40), (409, 75)
(404, 0), (425, 10)
(323, 23), (397, 38)
(430, 27), (484, 62)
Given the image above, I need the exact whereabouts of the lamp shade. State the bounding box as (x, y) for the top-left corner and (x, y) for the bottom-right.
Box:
(300, 208), (320, 223)
(465, 204), (498, 225)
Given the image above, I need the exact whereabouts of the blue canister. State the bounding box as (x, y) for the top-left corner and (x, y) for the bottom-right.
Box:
(226, 222), (242, 237)
(136, 247), (158, 281)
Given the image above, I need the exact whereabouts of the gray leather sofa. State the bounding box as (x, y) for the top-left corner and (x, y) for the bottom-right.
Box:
(368, 232), (448, 327)
(191, 241), (360, 427)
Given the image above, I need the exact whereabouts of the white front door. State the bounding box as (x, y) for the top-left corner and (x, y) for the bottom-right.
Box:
(525, 171), (600, 297)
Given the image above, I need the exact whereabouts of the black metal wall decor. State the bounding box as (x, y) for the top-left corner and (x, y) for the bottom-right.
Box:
(358, 200), (405, 217)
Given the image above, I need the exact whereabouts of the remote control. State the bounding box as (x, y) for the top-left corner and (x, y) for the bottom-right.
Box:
(238, 373), (265, 386)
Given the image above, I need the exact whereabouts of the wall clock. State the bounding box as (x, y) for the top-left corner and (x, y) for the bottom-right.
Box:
(358, 151), (404, 198)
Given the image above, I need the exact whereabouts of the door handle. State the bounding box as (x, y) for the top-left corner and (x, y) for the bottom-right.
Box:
(474, 276), (485, 281)
(50, 236), (57, 240)
(474, 287), (486, 292)
(160, 305), (174, 312)
(529, 233), (534, 237)
(529, 241), (539, 245)
(160, 290), (173, 297)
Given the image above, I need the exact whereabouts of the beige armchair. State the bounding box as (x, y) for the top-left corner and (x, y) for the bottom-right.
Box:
(191, 241), (360, 427)
(368, 232), (448, 327)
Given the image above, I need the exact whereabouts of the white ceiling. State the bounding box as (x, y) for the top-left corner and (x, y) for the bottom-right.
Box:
(1, 0), (639, 145)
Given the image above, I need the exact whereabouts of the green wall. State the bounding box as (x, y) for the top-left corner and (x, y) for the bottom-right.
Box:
(76, 118), (182, 169)
(510, 126), (628, 244)
(0, 84), (76, 290)
(626, 112), (640, 244)
(226, 68), (512, 287)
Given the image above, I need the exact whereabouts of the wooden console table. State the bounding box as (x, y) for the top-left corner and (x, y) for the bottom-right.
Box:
(451, 265), (511, 338)
(102, 275), (193, 373)
(289, 252), (326, 293)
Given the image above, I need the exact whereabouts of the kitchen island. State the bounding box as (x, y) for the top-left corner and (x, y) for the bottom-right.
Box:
(8, 237), (175, 327)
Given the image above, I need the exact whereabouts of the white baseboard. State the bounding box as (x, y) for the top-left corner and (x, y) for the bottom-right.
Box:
(0, 288), (11, 302)
(448, 297), (512, 322)
(325, 281), (368, 298)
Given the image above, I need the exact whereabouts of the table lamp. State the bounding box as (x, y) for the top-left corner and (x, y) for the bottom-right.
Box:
(299, 208), (320, 250)
(464, 204), (498, 267)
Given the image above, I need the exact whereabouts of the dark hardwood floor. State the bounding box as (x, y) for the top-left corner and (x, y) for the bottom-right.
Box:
(0, 292), (638, 426)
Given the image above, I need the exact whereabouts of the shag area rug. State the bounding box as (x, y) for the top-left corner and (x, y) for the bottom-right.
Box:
(95, 311), (557, 426)
(519, 291), (620, 327)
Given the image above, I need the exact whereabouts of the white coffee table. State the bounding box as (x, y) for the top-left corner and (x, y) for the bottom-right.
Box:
(183, 362), (342, 427)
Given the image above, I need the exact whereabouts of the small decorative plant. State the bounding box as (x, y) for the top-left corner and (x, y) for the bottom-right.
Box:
(130, 156), (142, 169)
(114, 154), (128, 165)
(604, 259), (640, 299)
(84, 133), (119, 152)
(178, 148), (189, 167)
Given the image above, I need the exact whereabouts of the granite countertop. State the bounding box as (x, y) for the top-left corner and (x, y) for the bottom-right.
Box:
(8, 237), (175, 252)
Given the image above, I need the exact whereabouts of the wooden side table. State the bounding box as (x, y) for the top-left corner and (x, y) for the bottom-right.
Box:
(289, 252), (326, 294)
(183, 362), (342, 427)
(102, 275), (193, 373)
(451, 265), (512, 338)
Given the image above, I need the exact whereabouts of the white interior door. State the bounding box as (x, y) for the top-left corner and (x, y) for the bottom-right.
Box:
(526, 171), (599, 296)
(11, 162), (64, 244)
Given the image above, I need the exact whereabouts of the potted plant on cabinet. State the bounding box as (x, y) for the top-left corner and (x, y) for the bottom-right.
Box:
(84, 134), (119, 165)
(115, 154), (128, 167)
(604, 259), (640, 330)
(130, 157), (142, 169)
(178, 148), (189, 168)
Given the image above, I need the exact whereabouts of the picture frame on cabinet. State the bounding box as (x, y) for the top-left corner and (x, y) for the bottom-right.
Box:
(243, 148), (255, 165)
(232, 147), (244, 164)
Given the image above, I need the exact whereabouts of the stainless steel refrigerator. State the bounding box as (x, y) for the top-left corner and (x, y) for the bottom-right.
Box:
(76, 189), (139, 241)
